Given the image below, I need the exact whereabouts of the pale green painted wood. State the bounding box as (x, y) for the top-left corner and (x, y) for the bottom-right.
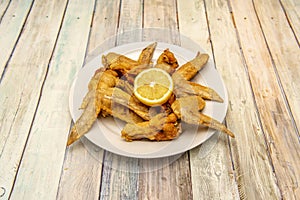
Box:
(8, 0), (95, 199)
(0, 0), (33, 77)
(56, 0), (120, 199)
(0, 0), (10, 19)
(0, 0), (69, 199)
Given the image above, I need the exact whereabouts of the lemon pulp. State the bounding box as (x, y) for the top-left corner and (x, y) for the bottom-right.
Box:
(133, 68), (174, 106)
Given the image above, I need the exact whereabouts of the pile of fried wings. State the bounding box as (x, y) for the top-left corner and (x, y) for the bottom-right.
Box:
(67, 42), (234, 146)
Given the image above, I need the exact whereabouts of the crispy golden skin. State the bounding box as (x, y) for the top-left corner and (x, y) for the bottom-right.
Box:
(156, 48), (179, 74)
(173, 52), (209, 81)
(67, 90), (102, 146)
(68, 69), (119, 146)
(138, 42), (157, 64)
(102, 52), (140, 75)
(121, 113), (181, 141)
(171, 97), (234, 138)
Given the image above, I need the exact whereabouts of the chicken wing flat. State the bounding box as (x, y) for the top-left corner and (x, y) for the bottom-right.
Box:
(172, 73), (223, 102)
(156, 48), (179, 73)
(67, 90), (102, 146)
(100, 98), (144, 123)
(102, 52), (140, 75)
(171, 98), (234, 138)
(173, 52), (209, 81)
(102, 87), (150, 120)
(121, 113), (181, 141)
(68, 67), (120, 146)
(138, 42), (157, 64)
(171, 96), (206, 112)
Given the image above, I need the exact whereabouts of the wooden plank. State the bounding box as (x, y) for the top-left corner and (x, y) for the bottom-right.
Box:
(0, 0), (68, 199)
(253, 0), (300, 140)
(204, 0), (283, 199)
(0, 0), (33, 77)
(138, 154), (192, 200)
(98, 1), (143, 199)
(8, 0), (96, 199)
(137, 1), (193, 200)
(230, 0), (300, 199)
(177, 0), (212, 55)
(57, 138), (104, 200)
(57, 0), (121, 199)
(86, 0), (121, 54)
(177, 1), (241, 199)
(143, 0), (180, 44)
(0, 0), (10, 20)
(117, 0), (143, 44)
(279, 0), (300, 42)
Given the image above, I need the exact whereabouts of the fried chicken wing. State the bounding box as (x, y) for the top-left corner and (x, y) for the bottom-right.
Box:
(173, 52), (209, 81)
(156, 48), (179, 74)
(172, 73), (223, 102)
(121, 113), (181, 141)
(68, 42), (234, 146)
(67, 90), (102, 146)
(171, 97), (234, 138)
(102, 52), (140, 75)
(138, 42), (157, 64)
(102, 87), (150, 120)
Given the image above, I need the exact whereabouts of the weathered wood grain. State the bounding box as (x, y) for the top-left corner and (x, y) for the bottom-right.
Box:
(205, 0), (283, 199)
(0, 0), (10, 20)
(177, 0), (240, 199)
(57, 138), (104, 200)
(230, 0), (300, 199)
(86, 0), (121, 54)
(253, 0), (300, 138)
(0, 0), (68, 199)
(279, 0), (300, 42)
(6, 0), (95, 199)
(57, 1), (120, 199)
(143, 0), (180, 44)
(117, 0), (143, 44)
(0, 0), (33, 77)
(177, 0), (212, 55)
(138, 153), (192, 200)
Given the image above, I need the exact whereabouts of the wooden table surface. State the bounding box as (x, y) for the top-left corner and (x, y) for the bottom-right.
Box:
(0, 0), (299, 199)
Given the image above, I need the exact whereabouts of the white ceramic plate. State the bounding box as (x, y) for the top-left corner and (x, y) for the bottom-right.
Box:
(69, 42), (228, 158)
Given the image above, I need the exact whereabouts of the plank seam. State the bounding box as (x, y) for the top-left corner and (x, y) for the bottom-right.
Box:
(0, 96), (21, 158)
(115, 0), (123, 46)
(82, 0), (98, 61)
(0, 0), (35, 83)
(141, 0), (144, 28)
(226, 0), (283, 198)
(203, 1), (241, 198)
(175, 0), (179, 31)
(55, 129), (71, 199)
(187, 151), (194, 199)
(251, 0), (300, 140)
(0, 0), (11, 23)
(278, 0), (300, 46)
(7, 0), (70, 197)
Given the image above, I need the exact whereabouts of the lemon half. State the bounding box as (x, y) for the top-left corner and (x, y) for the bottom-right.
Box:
(133, 68), (174, 106)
